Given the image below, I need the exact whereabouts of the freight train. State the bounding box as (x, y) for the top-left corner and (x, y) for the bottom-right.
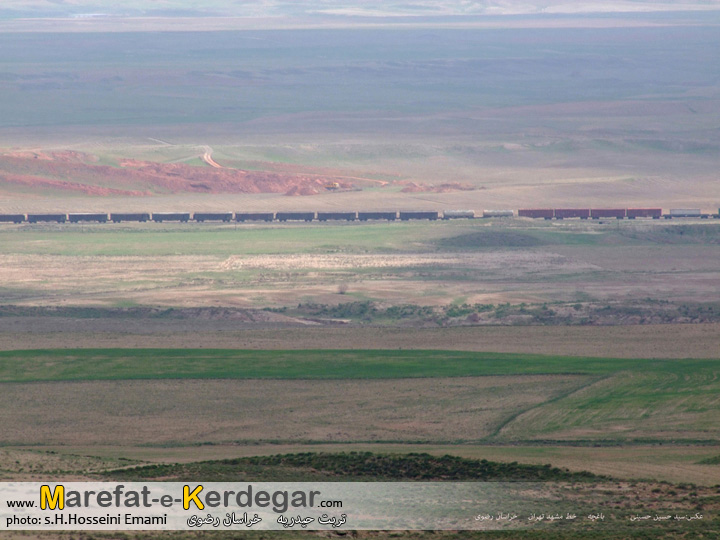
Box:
(2, 208), (719, 225)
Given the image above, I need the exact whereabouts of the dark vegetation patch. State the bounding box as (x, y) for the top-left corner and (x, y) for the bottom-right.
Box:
(102, 452), (602, 482)
(4, 300), (720, 327)
(3, 297), (720, 330)
(277, 300), (720, 326)
(283, 301), (437, 322)
(698, 455), (720, 465)
(0, 305), (261, 320)
(437, 231), (545, 249)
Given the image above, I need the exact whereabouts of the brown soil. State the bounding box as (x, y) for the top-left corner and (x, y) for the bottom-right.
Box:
(0, 172), (150, 196)
(0, 151), (355, 196)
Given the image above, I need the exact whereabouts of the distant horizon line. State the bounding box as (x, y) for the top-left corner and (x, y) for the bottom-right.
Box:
(3, 10), (720, 33)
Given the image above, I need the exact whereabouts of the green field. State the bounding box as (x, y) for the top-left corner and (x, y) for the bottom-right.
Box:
(0, 348), (717, 537)
(3, 221), (720, 257)
(0, 220), (622, 257)
(0, 222), (450, 256)
(0, 348), (715, 382)
(1, 348), (717, 445)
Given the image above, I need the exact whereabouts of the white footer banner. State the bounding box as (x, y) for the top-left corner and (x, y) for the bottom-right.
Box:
(0, 482), (700, 530)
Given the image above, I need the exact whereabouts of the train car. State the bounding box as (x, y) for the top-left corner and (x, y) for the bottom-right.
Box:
(193, 212), (233, 222)
(317, 212), (357, 221)
(626, 208), (662, 219)
(590, 208), (626, 219)
(666, 208), (705, 219)
(235, 212), (274, 222)
(13, 205), (720, 225)
(0, 214), (26, 223)
(482, 210), (513, 218)
(443, 210), (475, 219)
(357, 211), (397, 221)
(554, 208), (590, 220)
(399, 211), (439, 221)
(276, 212), (315, 222)
(110, 213), (150, 223)
(27, 213), (67, 223)
(152, 212), (190, 223)
(68, 213), (108, 223)
(518, 209), (554, 220)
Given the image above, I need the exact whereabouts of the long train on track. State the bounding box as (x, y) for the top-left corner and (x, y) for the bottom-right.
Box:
(1, 208), (719, 224)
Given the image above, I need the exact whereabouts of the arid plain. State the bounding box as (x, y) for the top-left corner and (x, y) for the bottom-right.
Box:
(0, 8), (719, 539)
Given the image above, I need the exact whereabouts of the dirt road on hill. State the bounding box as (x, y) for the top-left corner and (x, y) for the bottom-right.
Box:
(201, 146), (223, 169)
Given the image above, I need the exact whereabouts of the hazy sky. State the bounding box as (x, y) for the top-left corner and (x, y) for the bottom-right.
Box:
(3, 1), (720, 19)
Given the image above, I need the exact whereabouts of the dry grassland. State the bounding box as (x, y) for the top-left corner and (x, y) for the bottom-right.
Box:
(0, 249), (598, 307)
(0, 449), (131, 481)
(0, 376), (583, 448)
(1, 324), (717, 359)
(464, 446), (720, 486)
(1, 240), (719, 308)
